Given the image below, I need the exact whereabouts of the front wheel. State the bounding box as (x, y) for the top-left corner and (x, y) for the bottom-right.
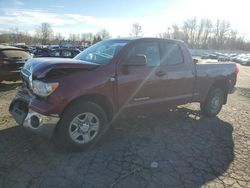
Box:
(54, 102), (108, 151)
(200, 88), (225, 117)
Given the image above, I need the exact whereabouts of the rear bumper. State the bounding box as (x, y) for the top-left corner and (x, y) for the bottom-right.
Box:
(228, 73), (237, 94)
(228, 86), (236, 94)
(0, 70), (21, 81)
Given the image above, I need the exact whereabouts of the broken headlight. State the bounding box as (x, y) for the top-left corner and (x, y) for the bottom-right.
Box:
(32, 80), (59, 97)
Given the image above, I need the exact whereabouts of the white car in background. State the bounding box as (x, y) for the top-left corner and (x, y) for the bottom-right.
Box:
(239, 54), (250, 65)
(235, 54), (250, 65)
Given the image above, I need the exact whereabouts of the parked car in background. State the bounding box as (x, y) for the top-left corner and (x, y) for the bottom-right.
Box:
(0, 45), (32, 82)
(48, 45), (60, 50)
(218, 54), (229, 62)
(201, 53), (219, 60)
(218, 53), (237, 62)
(49, 48), (81, 58)
(13, 44), (30, 52)
(33, 47), (51, 57)
(238, 54), (250, 66)
(228, 54), (238, 62)
(234, 54), (250, 65)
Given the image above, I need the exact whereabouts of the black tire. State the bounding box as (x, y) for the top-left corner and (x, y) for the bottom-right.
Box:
(53, 102), (108, 151)
(200, 87), (225, 117)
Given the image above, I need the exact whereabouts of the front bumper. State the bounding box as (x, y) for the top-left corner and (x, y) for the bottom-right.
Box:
(9, 89), (60, 136)
(23, 109), (60, 130)
(22, 109), (59, 137)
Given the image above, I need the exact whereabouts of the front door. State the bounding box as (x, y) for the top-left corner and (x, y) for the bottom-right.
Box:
(117, 40), (166, 109)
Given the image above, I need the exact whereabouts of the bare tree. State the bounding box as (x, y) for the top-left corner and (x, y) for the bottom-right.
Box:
(92, 35), (102, 44)
(158, 32), (169, 39)
(201, 19), (213, 48)
(0, 28), (33, 44)
(81, 32), (94, 45)
(1, 17), (250, 51)
(130, 23), (143, 37)
(171, 24), (183, 40)
(157, 27), (171, 39)
(0, 31), (10, 43)
(69, 33), (81, 45)
(214, 20), (231, 48)
(8, 27), (20, 43)
(20, 31), (33, 45)
(53, 32), (64, 45)
(36, 23), (53, 45)
(182, 18), (197, 47)
(97, 29), (111, 40)
(195, 19), (205, 47)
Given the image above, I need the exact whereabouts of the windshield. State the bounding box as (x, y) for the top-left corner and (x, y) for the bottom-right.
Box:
(74, 40), (129, 65)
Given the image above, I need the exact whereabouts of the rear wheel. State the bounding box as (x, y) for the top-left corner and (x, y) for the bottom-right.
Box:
(200, 87), (225, 117)
(54, 102), (108, 151)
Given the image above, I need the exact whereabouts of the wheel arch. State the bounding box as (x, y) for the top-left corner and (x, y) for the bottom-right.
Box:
(207, 79), (229, 104)
(62, 94), (114, 121)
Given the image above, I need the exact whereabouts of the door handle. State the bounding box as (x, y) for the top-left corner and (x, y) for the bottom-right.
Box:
(155, 70), (166, 77)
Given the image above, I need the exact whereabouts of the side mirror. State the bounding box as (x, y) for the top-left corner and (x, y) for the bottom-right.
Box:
(123, 55), (147, 66)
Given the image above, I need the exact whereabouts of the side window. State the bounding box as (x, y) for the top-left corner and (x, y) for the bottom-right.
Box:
(127, 42), (160, 67)
(62, 50), (72, 57)
(73, 51), (80, 56)
(51, 50), (60, 57)
(162, 43), (183, 65)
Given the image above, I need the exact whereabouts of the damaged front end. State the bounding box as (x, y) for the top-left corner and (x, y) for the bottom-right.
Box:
(9, 78), (60, 132)
(9, 58), (99, 133)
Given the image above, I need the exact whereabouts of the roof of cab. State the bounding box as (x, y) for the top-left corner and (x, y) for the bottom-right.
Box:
(106, 37), (184, 43)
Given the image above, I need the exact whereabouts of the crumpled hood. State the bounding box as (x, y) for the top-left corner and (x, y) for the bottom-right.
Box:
(23, 58), (100, 79)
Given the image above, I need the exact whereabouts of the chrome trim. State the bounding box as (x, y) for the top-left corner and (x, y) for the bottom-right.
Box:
(128, 94), (193, 108)
(110, 76), (116, 82)
(21, 68), (31, 78)
(23, 109), (60, 130)
(21, 68), (33, 89)
(29, 74), (33, 88)
(133, 97), (150, 102)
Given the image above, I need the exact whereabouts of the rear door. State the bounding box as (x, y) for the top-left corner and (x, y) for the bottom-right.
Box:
(160, 41), (195, 103)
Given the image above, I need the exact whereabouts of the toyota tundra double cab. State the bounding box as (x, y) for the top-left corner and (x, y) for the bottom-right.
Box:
(9, 38), (238, 151)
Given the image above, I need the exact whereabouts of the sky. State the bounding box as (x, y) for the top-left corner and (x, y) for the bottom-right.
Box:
(0, 0), (250, 39)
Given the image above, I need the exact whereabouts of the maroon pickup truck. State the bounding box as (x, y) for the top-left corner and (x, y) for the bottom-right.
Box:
(9, 38), (238, 151)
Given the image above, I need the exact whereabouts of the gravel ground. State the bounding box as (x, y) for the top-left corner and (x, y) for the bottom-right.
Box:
(0, 64), (249, 188)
